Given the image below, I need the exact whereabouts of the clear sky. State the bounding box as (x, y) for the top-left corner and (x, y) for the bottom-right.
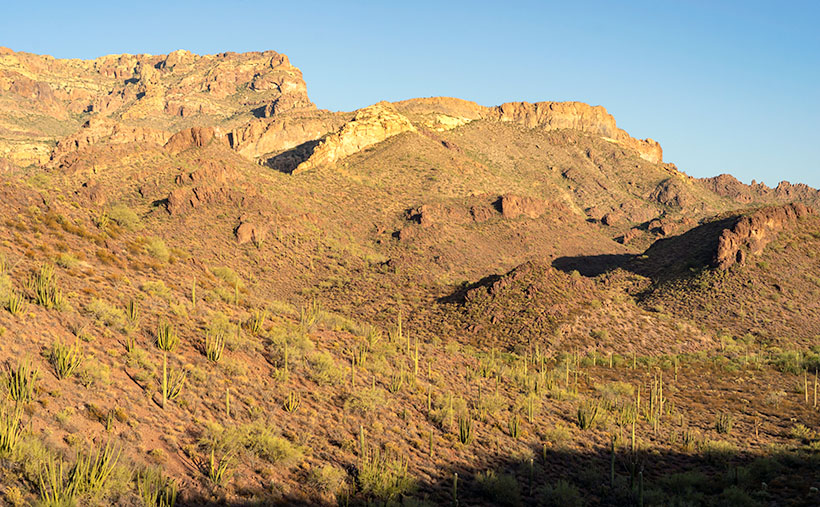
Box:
(2, 1), (818, 187)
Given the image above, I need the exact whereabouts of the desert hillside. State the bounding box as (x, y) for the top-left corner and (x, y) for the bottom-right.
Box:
(0, 48), (819, 506)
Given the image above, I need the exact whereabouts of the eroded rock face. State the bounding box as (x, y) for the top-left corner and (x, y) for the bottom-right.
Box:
(487, 101), (663, 164)
(226, 112), (346, 161)
(293, 103), (416, 174)
(51, 117), (170, 164)
(715, 203), (814, 269)
(498, 194), (548, 219)
(650, 178), (692, 209)
(0, 47), (314, 165)
(164, 127), (229, 154)
(235, 221), (268, 245)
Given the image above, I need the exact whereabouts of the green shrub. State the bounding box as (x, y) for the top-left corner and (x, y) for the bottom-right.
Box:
(308, 464), (347, 494)
(55, 253), (79, 269)
(308, 351), (344, 385)
(108, 205), (141, 231)
(358, 449), (414, 502)
(87, 298), (127, 330)
(142, 281), (171, 299)
(248, 429), (304, 466)
(539, 479), (583, 507)
(211, 266), (243, 288)
(146, 238), (170, 262)
(476, 470), (521, 506)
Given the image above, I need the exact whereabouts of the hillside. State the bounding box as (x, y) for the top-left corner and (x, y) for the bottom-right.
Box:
(0, 47), (819, 506)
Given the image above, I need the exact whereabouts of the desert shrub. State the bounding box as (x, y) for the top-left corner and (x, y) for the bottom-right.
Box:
(358, 448), (415, 502)
(543, 424), (572, 448)
(55, 253), (79, 269)
(789, 423), (815, 442)
(702, 439), (737, 463)
(108, 205), (141, 231)
(0, 274), (11, 307)
(142, 280), (171, 299)
(476, 470), (521, 506)
(718, 485), (759, 506)
(87, 298), (127, 330)
(539, 479), (583, 507)
(202, 420), (304, 467)
(248, 430), (303, 466)
(146, 238), (170, 262)
(309, 464), (347, 494)
(344, 388), (388, 415)
(211, 266), (243, 288)
(308, 351), (344, 386)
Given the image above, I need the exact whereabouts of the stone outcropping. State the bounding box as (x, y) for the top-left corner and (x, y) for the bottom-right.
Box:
(700, 174), (820, 208)
(51, 117), (170, 163)
(164, 126), (228, 154)
(292, 103), (416, 174)
(0, 47), (313, 166)
(487, 101), (663, 164)
(715, 203), (814, 269)
(498, 194), (548, 219)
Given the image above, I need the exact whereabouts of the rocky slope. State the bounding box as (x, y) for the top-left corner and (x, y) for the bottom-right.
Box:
(2, 47), (820, 507)
(0, 47), (312, 165)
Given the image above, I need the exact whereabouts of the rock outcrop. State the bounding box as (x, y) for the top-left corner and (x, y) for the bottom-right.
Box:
(488, 101), (663, 164)
(700, 174), (820, 208)
(292, 103), (416, 174)
(650, 178), (693, 209)
(51, 117), (170, 163)
(164, 126), (228, 154)
(715, 203), (814, 269)
(0, 47), (313, 165)
(498, 194), (548, 219)
(226, 111), (346, 161)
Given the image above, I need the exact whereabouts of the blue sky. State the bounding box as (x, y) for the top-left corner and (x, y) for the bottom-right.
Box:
(2, 1), (818, 187)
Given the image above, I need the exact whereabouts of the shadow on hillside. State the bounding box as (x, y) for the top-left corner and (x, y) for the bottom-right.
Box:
(176, 442), (820, 506)
(264, 139), (321, 174)
(552, 216), (739, 283)
(437, 273), (503, 304)
(552, 253), (634, 277)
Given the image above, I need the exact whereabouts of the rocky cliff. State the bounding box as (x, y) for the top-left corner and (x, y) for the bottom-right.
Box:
(714, 203), (814, 269)
(487, 101), (663, 164)
(292, 103), (416, 174)
(395, 97), (663, 163)
(0, 47), (313, 165)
